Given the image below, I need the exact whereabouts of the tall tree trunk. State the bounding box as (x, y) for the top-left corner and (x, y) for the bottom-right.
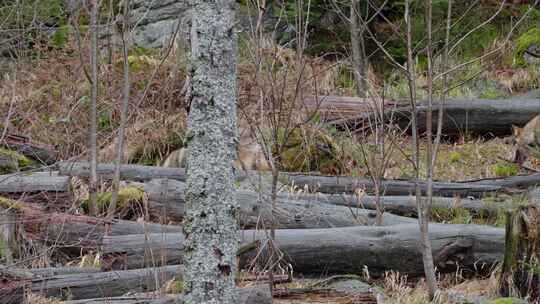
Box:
(423, 0), (438, 298)
(88, 0), (100, 216)
(107, 0), (131, 220)
(404, 0), (437, 298)
(350, 0), (366, 98)
(184, 0), (239, 303)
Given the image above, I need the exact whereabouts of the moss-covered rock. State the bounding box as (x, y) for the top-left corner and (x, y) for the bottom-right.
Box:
(277, 127), (340, 173)
(515, 27), (540, 66)
(0, 149), (34, 174)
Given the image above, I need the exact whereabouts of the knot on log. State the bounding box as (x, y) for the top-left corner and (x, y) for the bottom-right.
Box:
(434, 239), (474, 272)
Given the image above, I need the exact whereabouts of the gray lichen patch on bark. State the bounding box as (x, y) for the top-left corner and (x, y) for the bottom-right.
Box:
(183, 0), (239, 304)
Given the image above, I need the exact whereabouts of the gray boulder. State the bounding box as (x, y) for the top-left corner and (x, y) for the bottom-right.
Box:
(129, 0), (189, 48)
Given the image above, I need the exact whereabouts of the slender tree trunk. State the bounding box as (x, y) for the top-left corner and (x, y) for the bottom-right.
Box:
(423, 0), (438, 298)
(184, 0), (239, 303)
(404, 0), (437, 298)
(107, 0), (131, 220)
(350, 0), (366, 98)
(88, 0), (100, 216)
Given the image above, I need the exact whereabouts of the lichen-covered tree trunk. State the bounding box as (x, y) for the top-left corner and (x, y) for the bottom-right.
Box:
(499, 206), (540, 301)
(183, 0), (239, 303)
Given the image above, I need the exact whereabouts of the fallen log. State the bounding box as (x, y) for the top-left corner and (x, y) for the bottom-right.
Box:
(131, 179), (415, 227)
(339, 98), (540, 137)
(3, 134), (58, 165)
(0, 265), (183, 303)
(282, 192), (500, 218)
(285, 172), (540, 198)
(100, 223), (504, 276)
(57, 162), (250, 182)
(63, 285), (272, 304)
(0, 172), (72, 205)
(0, 199), (182, 250)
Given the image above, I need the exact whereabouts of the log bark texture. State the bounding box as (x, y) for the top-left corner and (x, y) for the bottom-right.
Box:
(131, 179), (415, 227)
(283, 192), (499, 218)
(57, 161), (249, 182)
(63, 285), (272, 304)
(2, 200), (181, 250)
(0, 265), (183, 303)
(286, 172), (540, 198)
(57, 161), (188, 182)
(0, 172), (72, 205)
(100, 224), (504, 276)
(340, 98), (540, 137)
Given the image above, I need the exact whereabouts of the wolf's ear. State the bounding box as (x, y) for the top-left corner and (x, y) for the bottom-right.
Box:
(512, 125), (523, 137)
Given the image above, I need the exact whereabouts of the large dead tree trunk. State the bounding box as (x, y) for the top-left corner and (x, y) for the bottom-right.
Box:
(62, 285), (272, 304)
(57, 161), (188, 182)
(286, 172), (540, 198)
(57, 161), (249, 182)
(0, 172), (72, 205)
(0, 265), (183, 303)
(131, 179), (415, 227)
(99, 224), (504, 277)
(284, 192), (499, 218)
(0, 200), (181, 252)
(340, 98), (540, 137)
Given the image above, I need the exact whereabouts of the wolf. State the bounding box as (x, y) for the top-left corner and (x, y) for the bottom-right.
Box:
(512, 115), (540, 165)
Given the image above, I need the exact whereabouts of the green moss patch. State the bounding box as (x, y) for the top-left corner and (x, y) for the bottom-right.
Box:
(514, 27), (540, 66)
(81, 187), (145, 217)
(0, 149), (34, 174)
(0, 196), (22, 212)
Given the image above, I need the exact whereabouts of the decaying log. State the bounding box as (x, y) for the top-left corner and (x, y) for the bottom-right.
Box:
(57, 161), (187, 182)
(0, 200), (181, 251)
(100, 223), (504, 276)
(285, 172), (540, 198)
(63, 285), (272, 304)
(101, 233), (184, 270)
(304, 95), (398, 121)
(3, 134), (58, 165)
(0, 172), (72, 205)
(339, 98), (540, 137)
(499, 206), (540, 301)
(282, 192), (500, 218)
(57, 162), (251, 182)
(131, 179), (415, 228)
(0, 265), (184, 303)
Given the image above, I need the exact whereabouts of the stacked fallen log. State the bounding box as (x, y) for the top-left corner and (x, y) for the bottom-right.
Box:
(0, 172), (72, 205)
(0, 265), (270, 304)
(57, 162), (251, 182)
(281, 192), (500, 218)
(0, 199), (182, 252)
(62, 285), (272, 304)
(97, 223), (504, 276)
(131, 179), (415, 227)
(57, 161), (188, 182)
(285, 172), (540, 198)
(336, 98), (540, 137)
(0, 265), (184, 303)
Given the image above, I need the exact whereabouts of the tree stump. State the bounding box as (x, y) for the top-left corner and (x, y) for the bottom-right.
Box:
(499, 205), (540, 301)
